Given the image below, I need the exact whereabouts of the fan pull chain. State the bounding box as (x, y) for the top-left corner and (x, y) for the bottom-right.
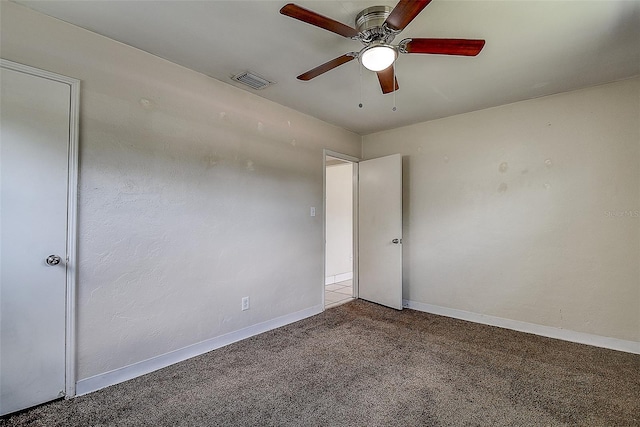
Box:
(358, 60), (363, 108)
(392, 63), (397, 112)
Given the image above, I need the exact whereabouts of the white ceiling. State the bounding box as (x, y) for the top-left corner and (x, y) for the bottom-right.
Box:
(16, 0), (640, 135)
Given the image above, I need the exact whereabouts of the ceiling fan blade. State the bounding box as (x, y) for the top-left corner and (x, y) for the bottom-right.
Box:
(377, 66), (399, 94)
(297, 54), (356, 81)
(403, 38), (486, 56)
(280, 3), (359, 38)
(385, 0), (432, 32)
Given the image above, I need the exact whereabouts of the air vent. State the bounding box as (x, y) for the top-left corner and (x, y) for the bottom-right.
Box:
(232, 71), (274, 90)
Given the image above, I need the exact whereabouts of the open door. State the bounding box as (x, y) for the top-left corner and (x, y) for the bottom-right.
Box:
(358, 154), (402, 310)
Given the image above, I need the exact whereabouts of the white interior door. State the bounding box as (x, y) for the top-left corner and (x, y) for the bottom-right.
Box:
(0, 63), (73, 415)
(358, 154), (402, 310)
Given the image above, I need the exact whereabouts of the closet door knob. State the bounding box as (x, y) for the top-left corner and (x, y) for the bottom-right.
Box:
(45, 255), (62, 266)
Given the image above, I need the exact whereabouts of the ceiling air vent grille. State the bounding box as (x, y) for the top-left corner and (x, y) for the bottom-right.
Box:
(232, 71), (274, 90)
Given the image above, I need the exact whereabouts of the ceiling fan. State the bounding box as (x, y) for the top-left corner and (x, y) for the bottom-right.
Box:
(280, 0), (485, 94)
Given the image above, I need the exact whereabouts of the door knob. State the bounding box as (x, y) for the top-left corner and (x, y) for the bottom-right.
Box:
(392, 238), (402, 244)
(45, 255), (62, 266)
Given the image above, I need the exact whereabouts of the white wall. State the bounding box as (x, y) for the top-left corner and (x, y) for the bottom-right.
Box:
(1, 2), (361, 384)
(325, 162), (353, 280)
(363, 78), (639, 345)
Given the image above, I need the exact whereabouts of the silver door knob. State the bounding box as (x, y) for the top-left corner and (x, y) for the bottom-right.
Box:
(392, 238), (402, 244)
(46, 255), (62, 266)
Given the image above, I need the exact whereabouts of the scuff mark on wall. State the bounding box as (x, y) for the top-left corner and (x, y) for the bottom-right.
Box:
(139, 98), (154, 109)
(205, 152), (219, 169)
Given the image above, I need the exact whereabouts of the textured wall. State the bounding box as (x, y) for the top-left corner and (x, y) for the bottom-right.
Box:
(1, 2), (361, 379)
(363, 78), (639, 343)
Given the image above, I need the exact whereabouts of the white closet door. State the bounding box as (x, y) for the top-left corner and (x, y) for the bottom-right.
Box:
(1, 65), (71, 415)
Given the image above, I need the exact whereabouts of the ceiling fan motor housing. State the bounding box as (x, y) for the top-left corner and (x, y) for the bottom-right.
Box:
(355, 6), (396, 44)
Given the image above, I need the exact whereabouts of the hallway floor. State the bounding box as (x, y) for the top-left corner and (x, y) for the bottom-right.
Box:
(324, 279), (354, 309)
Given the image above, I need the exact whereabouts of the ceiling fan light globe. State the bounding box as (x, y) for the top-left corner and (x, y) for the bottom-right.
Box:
(360, 45), (397, 72)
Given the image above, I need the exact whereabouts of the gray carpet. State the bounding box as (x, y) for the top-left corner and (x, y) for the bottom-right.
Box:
(2, 300), (639, 426)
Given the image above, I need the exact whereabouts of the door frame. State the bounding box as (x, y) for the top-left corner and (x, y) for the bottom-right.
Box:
(322, 149), (360, 309)
(1, 59), (79, 398)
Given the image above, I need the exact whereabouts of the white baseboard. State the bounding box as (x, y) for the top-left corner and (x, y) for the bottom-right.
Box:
(325, 271), (353, 285)
(75, 304), (323, 396)
(403, 300), (640, 355)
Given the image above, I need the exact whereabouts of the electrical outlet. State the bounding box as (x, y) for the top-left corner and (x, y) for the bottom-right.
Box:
(242, 296), (249, 311)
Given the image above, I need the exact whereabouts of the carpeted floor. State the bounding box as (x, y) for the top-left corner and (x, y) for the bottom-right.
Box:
(2, 300), (639, 426)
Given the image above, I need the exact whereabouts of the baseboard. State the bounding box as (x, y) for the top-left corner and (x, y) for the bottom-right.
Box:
(75, 304), (324, 396)
(325, 271), (353, 285)
(403, 300), (640, 355)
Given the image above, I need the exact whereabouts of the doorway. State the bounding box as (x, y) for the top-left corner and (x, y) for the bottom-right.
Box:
(323, 150), (403, 311)
(324, 151), (358, 309)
